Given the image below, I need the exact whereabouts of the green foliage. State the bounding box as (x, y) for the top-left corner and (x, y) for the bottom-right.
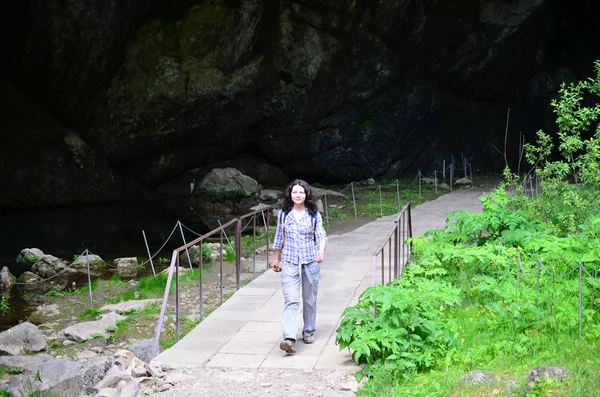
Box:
(336, 266), (460, 379)
(522, 60), (600, 233)
(108, 274), (123, 284)
(78, 307), (100, 321)
(0, 366), (24, 377)
(0, 294), (9, 314)
(224, 245), (235, 262)
(328, 208), (348, 221)
(350, 165), (600, 395)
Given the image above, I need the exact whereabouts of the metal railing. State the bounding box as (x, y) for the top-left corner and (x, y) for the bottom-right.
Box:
(370, 203), (413, 286)
(151, 205), (273, 358)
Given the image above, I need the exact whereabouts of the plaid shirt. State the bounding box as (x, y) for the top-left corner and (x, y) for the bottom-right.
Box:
(273, 209), (328, 265)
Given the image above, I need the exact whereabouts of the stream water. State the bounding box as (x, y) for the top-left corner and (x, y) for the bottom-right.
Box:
(0, 197), (229, 330)
(0, 198), (219, 275)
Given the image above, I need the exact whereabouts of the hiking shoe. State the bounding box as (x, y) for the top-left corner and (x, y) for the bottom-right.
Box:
(280, 338), (296, 353)
(303, 334), (315, 344)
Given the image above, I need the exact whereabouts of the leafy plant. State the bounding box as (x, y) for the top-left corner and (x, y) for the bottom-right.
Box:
(0, 294), (9, 314)
(336, 266), (460, 379)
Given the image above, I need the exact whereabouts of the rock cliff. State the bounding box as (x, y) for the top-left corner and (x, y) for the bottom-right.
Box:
(1, 0), (598, 206)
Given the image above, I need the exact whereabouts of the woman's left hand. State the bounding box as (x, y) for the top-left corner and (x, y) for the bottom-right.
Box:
(316, 249), (325, 263)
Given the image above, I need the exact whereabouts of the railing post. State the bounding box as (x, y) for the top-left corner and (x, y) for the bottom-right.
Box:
(176, 254), (180, 342)
(199, 242), (204, 321)
(324, 193), (330, 227)
(351, 182), (358, 219)
(152, 249), (178, 359)
(394, 222), (399, 280)
(388, 239), (392, 284)
(371, 255), (377, 286)
(252, 215), (257, 279)
(235, 219), (242, 290)
(266, 210), (270, 269)
(220, 229), (224, 304)
(381, 247), (385, 286)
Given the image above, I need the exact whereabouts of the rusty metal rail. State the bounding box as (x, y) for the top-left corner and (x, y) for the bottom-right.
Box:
(370, 203), (413, 286)
(151, 205), (273, 358)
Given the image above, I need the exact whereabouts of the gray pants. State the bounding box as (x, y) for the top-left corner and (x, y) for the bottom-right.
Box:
(280, 260), (321, 340)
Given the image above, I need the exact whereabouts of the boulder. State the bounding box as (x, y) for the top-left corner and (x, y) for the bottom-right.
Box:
(0, 354), (53, 375)
(525, 366), (572, 393)
(461, 370), (496, 386)
(0, 266), (16, 290)
(453, 177), (472, 185)
(61, 312), (125, 342)
(127, 339), (162, 363)
(8, 357), (114, 397)
(259, 189), (282, 201)
(0, 322), (47, 355)
(31, 255), (73, 278)
(71, 254), (106, 271)
(199, 168), (259, 197)
(114, 257), (138, 268)
(32, 304), (60, 318)
(16, 271), (39, 284)
(15, 248), (45, 271)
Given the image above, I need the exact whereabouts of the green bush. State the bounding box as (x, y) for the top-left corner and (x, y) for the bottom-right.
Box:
(336, 266), (460, 379)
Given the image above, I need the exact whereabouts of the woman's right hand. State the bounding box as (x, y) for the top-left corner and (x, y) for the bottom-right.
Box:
(271, 259), (281, 272)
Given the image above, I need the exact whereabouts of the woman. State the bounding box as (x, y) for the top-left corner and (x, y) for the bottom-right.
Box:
(271, 179), (328, 354)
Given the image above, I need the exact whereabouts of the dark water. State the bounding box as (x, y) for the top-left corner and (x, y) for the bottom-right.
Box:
(0, 198), (227, 275)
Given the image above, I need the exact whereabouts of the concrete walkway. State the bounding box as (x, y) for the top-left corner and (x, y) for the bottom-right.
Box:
(151, 188), (487, 370)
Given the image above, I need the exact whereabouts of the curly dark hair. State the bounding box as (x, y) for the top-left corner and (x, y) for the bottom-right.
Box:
(282, 179), (318, 215)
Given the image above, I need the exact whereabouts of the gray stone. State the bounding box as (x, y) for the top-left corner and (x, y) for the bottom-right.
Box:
(16, 248), (45, 269)
(96, 388), (119, 397)
(32, 303), (60, 318)
(461, 370), (497, 386)
(117, 379), (140, 397)
(16, 271), (39, 284)
(41, 357), (113, 397)
(0, 354), (53, 375)
(114, 257), (138, 268)
(77, 350), (99, 361)
(7, 374), (42, 397)
(454, 177), (472, 185)
(158, 383), (172, 392)
(127, 339), (162, 363)
(62, 312), (125, 342)
(71, 254), (105, 271)
(39, 359), (83, 384)
(0, 322), (47, 355)
(31, 255), (73, 278)
(99, 299), (161, 315)
(96, 371), (132, 389)
(259, 189), (282, 201)
(0, 266), (16, 289)
(525, 365), (572, 393)
(199, 168), (259, 196)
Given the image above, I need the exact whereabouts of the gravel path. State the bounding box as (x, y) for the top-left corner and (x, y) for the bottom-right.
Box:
(147, 366), (360, 396)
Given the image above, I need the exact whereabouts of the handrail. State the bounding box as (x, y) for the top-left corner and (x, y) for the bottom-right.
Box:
(151, 204), (274, 359)
(370, 203), (412, 286)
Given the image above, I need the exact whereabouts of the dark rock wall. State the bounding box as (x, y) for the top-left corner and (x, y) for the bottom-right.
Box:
(1, 0), (599, 207)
